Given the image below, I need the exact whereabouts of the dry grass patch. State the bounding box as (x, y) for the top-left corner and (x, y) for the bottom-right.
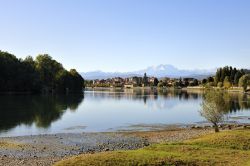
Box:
(0, 141), (24, 149)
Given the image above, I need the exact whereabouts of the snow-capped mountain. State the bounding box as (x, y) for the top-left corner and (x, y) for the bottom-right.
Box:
(81, 64), (215, 80)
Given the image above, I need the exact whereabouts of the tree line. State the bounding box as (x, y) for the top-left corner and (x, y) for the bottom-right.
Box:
(202, 66), (250, 91)
(0, 51), (84, 94)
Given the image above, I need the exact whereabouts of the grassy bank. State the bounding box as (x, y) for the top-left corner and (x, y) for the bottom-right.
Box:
(54, 129), (250, 166)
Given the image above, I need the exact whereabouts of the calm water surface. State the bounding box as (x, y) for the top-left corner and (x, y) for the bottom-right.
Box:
(0, 89), (250, 137)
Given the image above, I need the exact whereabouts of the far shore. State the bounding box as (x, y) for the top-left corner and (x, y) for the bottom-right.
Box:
(85, 86), (250, 94)
(0, 86), (247, 95)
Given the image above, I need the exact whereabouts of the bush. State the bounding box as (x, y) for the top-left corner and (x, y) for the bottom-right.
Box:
(217, 82), (223, 88)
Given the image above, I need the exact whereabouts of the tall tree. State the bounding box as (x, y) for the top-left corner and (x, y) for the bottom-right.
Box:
(0, 51), (84, 94)
(153, 78), (159, 87)
(143, 73), (148, 86)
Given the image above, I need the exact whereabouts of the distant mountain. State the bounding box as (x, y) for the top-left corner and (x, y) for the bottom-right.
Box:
(81, 71), (141, 80)
(81, 64), (215, 80)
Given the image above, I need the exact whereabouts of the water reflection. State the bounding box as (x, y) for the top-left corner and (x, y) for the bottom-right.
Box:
(225, 93), (250, 112)
(200, 90), (250, 113)
(86, 89), (203, 103)
(0, 94), (84, 132)
(0, 89), (250, 136)
(85, 89), (250, 115)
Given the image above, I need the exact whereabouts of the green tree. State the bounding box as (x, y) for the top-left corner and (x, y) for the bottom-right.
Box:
(223, 76), (231, 89)
(157, 81), (166, 88)
(68, 69), (85, 92)
(207, 77), (214, 83)
(230, 68), (236, 84)
(200, 90), (228, 132)
(0, 51), (40, 92)
(217, 82), (223, 88)
(36, 54), (64, 91)
(153, 78), (159, 87)
(0, 51), (84, 94)
(143, 73), (148, 86)
(193, 79), (199, 86)
(55, 70), (71, 93)
(214, 66), (245, 87)
(202, 79), (207, 85)
(215, 68), (221, 84)
(234, 71), (244, 86)
(239, 75), (250, 92)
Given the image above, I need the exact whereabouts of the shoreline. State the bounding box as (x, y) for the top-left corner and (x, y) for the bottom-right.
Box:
(0, 126), (212, 166)
(1, 123), (248, 166)
(1, 121), (249, 138)
(86, 86), (247, 92)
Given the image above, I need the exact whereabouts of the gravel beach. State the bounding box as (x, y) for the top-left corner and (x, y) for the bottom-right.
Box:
(0, 128), (212, 166)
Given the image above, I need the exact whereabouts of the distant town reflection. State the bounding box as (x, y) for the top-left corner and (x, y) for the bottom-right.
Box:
(0, 89), (250, 137)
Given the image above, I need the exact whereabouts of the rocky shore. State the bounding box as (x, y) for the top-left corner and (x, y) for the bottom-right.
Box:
(0, 126), (216, 166)
(0, 132), (149, 166)
(1, 122), (250, 166)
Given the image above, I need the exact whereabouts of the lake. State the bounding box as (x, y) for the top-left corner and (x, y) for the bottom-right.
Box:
(0, 88), (250, 137)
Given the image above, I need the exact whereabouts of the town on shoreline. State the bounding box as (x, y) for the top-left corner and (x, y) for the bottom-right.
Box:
(85, 66), (250, 93)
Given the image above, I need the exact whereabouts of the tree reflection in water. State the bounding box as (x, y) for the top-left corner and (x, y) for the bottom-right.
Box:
(86, 88), (250, 112)
(0, 94), (84, 132)
(0, 89), (250, 134)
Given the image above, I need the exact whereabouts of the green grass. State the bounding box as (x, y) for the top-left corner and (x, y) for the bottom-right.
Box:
(54, 130), (250, 166)
(185, 129), (250, 150)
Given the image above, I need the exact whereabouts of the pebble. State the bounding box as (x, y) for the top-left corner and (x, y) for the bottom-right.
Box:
(0, 128), (212, 166)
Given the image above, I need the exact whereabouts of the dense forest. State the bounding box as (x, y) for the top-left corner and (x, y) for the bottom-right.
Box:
(202, 66), (250, 91)
(0, 51), (84, 94)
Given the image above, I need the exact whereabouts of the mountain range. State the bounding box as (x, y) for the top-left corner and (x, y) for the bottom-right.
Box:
(81, 64), (216, 80)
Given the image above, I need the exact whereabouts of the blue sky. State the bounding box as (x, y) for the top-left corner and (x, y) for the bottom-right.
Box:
(0, 0), (250, 72)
